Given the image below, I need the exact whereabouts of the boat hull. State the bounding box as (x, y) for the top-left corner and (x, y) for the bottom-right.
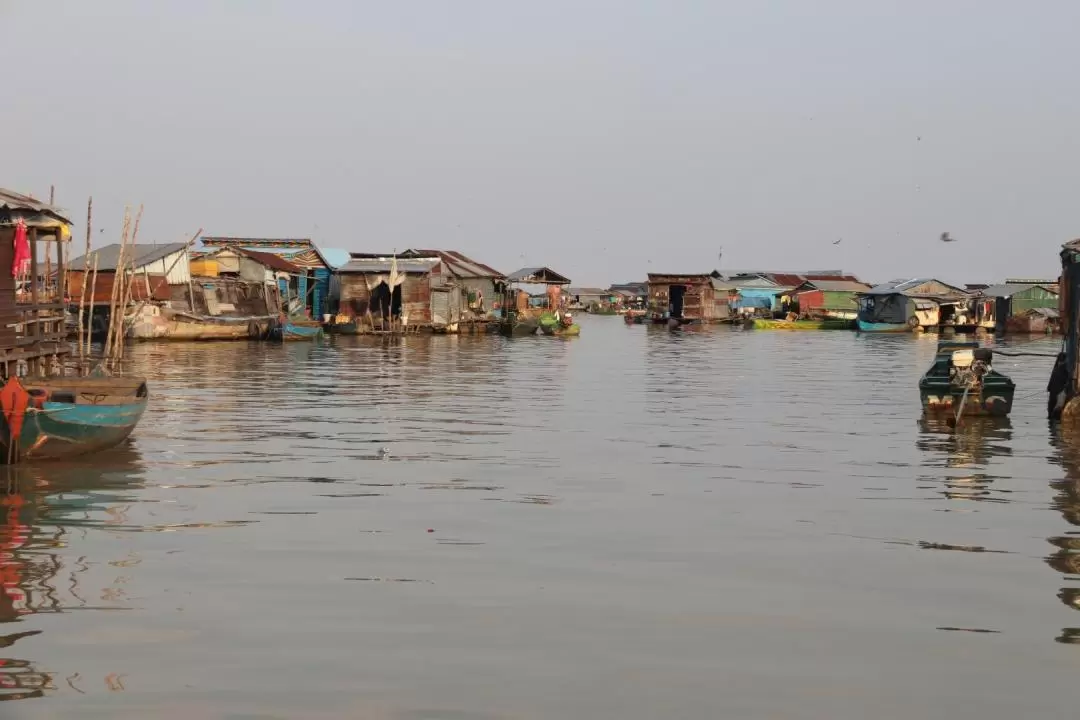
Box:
(0, 376), (148, 463)
(919, 386), (1014, 417)
(857, 319), (912, 333)
(753, 319), (853, 330)
(276, 322), (324, 341)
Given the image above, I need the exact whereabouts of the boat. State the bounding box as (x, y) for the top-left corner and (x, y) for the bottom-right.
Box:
(273, 318), (324, 341)
(752, 318), (853, 330)
(129, 307), (273, 340)
(0, 373), (148, 464)
(918, 340), (1014, 418)
(856, 318), (914, 333)
(539, 311), (580, 337)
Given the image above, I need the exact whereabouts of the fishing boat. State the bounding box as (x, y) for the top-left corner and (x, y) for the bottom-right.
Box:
(0, 374), (148, 463)
(539, 311), (581, 337)
(919, 340), (1014, 418)
(752, 318), (853, 330)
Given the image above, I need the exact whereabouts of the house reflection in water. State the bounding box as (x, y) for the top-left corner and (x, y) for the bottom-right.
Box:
(1046, 425), (1080, 645)
(0, 449), (146, 702)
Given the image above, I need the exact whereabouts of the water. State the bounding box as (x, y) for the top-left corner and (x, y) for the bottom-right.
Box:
(4, 318), (1079, 718)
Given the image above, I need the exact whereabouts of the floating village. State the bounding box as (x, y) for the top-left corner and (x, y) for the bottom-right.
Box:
(1, 186), (1079, 464)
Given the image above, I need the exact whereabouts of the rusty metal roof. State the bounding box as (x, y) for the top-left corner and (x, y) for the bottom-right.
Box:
(236, 248), (300, 273)
(0, 187), (72, 225)
(339, 256), (440, 274)
(507, 267), (571, 285)
(405, 249), (504, 279)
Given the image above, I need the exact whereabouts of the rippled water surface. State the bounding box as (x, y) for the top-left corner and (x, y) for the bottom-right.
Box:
(4, 318), (1080, 718)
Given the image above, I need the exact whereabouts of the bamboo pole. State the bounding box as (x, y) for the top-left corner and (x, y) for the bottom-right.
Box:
(86, 253), (98, 365)
(114, 205), (144, 365)
(77, 197), (92, 366)
(105, 208), (131, 365)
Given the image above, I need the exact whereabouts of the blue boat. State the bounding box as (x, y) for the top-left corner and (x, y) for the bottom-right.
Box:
(0, 375), (148, 464)
(856, 318), (912, 333)
(276, 320), (324, 341)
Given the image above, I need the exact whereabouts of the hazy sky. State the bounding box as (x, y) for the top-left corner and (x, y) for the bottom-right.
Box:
(3, 1), (1078, 286)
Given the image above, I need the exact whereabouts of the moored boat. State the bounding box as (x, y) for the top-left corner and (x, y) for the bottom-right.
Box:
(918, 340), (1014, 418)
(0, 375), (148, 463)
(856, 318), (913, 333)
(273, 318), (324, 341)
(753, 318), (853, 330)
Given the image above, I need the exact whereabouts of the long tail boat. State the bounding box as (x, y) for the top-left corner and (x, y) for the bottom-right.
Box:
(752, 318), (854, 330)
(0, 189), (148, 463)
(919, 340), (1014, 418)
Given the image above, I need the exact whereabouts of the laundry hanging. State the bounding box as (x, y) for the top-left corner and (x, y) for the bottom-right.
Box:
(11, 219), (29, 279)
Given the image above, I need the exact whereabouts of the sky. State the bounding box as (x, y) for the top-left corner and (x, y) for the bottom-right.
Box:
(2, 0), (1079, 286)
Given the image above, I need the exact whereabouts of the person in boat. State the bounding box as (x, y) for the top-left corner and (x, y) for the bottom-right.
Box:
(1048, 351), (1068, 420)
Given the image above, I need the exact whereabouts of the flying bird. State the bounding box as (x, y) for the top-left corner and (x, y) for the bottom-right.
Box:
(833, 238), (842, 245)
(940, 232), (956, 243)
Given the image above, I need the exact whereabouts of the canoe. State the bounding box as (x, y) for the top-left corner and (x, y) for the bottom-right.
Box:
(752, 318), (853, 330)
(0, 374), (148, 464)
(541, 323), (581, 336)
(918, 340), (1014, 417)
(856, 319), (912, 333)
(276, 321), (324, 341)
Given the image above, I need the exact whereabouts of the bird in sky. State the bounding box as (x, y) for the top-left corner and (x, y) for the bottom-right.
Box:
(940, 232), (956, 243)
(833, 238), (842, 245)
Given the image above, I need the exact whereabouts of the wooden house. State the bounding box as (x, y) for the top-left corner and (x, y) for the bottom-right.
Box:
(200, 238), (334, 320)
(68, 243), (190, 304)
(856, 278), (970, 331)
(975, 281), (1060, 334)
(787, 278), (870, 319)
(646, 273), (719, 323)
(336, 249), (505, 331)
(0, 189), (72, 375)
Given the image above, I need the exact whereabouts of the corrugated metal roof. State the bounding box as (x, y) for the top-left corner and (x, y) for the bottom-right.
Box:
(70, 243), (188, 271)
(237, 248), (300, 273)
(339, 257), (440, 274)
(979, 283), (1058, 298)
(507, 267), (571, 284)
(0, 187), (73, 224)
(1027, 307), (1060, 318)
(862, 278), (966, 297)
(567, 287), (610, 296)
(800, 280), (871, 293)
(201, 237), (333, 269)
(408, 249), (505, 279)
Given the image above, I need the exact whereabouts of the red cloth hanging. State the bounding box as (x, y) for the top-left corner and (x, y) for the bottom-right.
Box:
(11, 219), (29, 279)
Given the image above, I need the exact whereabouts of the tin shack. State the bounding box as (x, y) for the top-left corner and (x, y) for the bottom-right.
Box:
(646, 273), (718, 324)
(974, 281), (1060, 334)
(856, 278), (969, 332)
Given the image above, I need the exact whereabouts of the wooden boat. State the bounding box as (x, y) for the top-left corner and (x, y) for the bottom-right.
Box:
(129, 310), (273, 341)
(752, 318), (853, 330)
(0, 375), (148, 463)
(274, 319), (324, 341)
(856, 318), (913, 333)
(918, 340), (1014, 417)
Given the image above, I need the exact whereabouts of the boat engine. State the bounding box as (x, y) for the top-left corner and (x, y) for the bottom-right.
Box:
(950, 348), (993, 389)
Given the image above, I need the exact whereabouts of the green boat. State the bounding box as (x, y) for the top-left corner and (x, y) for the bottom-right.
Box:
(751, 318), (854, 330)
(918, 340), (1015, 417)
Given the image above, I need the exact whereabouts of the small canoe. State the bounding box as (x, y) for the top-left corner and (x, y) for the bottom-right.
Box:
(0, 374), (148, 464)
(541, 323), (581, 336)
(279, 322), (324, 341)
(918, 340), (1014, 417)
(752, 318), (853, 330)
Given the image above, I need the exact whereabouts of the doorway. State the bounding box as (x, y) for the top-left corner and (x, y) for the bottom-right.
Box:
(669, 285), (687, 318)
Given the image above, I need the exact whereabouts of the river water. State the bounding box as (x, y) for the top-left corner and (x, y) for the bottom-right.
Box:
(4, 317), (1079, 719)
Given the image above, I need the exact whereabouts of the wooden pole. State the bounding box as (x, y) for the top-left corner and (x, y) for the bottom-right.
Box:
(86, 254), (98, 363)
(105, 208), (130, 365)
(77, 197), (92, 366)
(114, 205), (144, 364)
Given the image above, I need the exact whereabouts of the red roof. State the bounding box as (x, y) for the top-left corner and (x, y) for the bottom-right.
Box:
(237, 248), (299, 273)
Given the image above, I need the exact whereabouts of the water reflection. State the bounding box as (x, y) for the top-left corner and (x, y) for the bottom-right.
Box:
(1046, 424), (1080, 644)
(0, 446), (146, 702)
(916, 417), (1014, 504)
